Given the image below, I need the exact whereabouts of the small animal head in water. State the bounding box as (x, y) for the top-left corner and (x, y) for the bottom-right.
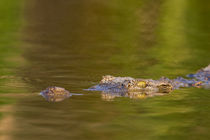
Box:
(40, 86), (71, 102)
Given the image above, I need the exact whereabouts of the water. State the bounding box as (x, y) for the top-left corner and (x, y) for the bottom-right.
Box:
(0, 0), (210, 139)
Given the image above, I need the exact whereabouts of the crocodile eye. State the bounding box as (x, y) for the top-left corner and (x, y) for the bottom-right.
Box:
(137, 81), (147, 88)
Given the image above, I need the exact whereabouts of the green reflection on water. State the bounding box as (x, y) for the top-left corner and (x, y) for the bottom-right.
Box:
(0, 0), (27, 93)
(0, 1), (26, 139)
(146, 0), (210, 79)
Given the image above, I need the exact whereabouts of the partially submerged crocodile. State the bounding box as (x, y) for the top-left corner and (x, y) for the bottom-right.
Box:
(87, 64), (210, 100)
(40, 65), (210, 102)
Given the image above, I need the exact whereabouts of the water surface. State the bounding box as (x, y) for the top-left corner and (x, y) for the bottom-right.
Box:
(0, 0), (210, 139)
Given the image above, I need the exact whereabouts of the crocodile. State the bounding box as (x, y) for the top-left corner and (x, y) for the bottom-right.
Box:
(87, 64), (210, 100)
(40, 65), (210, 102)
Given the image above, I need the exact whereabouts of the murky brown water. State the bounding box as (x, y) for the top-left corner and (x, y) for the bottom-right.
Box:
(0, 0), (210, 139)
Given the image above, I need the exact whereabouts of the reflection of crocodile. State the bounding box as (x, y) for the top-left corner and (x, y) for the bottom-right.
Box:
(88, 64), (210, 100)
